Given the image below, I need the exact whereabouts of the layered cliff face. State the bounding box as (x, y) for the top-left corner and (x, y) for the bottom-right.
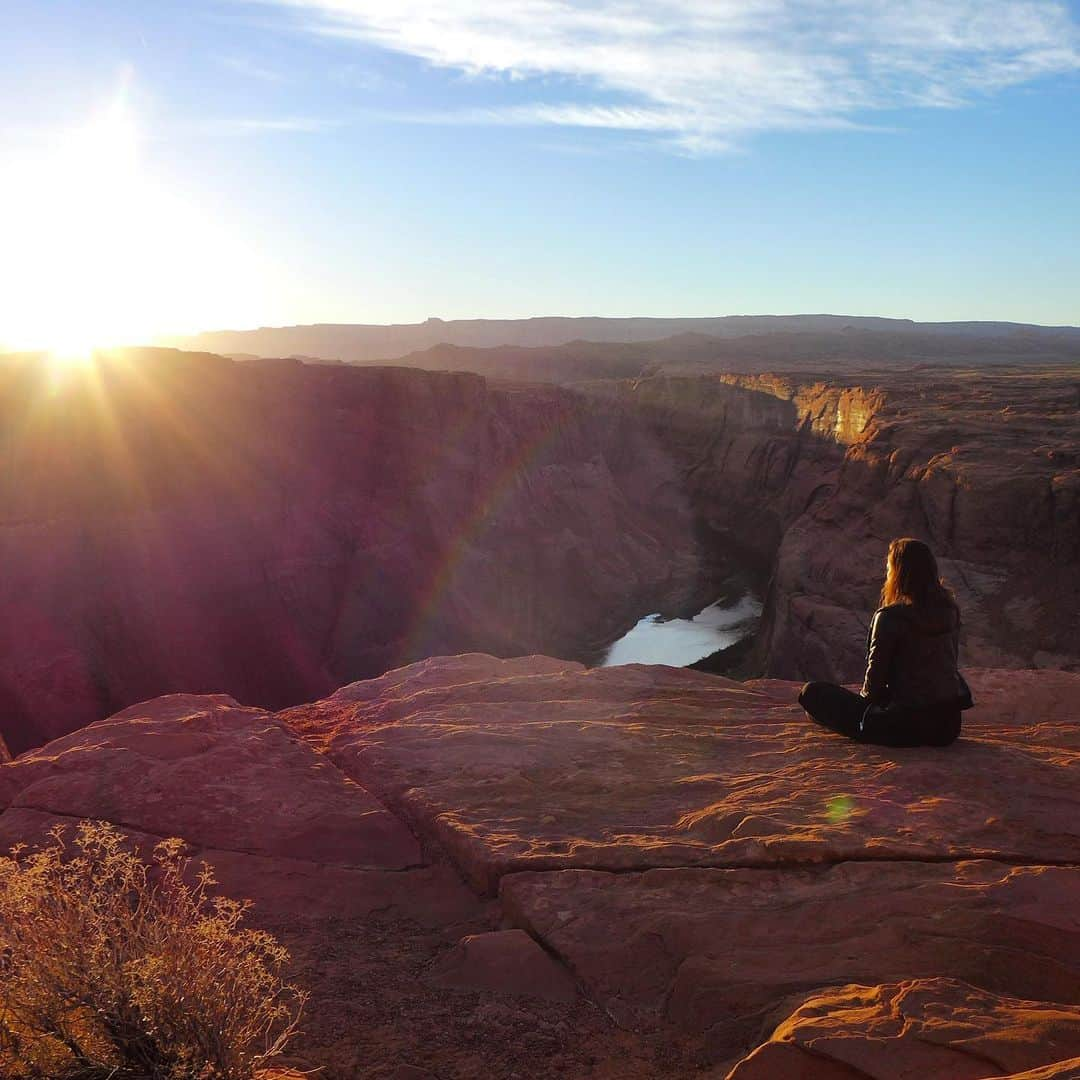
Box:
(0, 350), (704, 752)
(591, 366), (1080, 680)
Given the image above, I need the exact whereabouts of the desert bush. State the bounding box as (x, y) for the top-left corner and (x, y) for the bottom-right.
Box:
(0, 820), (306, 1079)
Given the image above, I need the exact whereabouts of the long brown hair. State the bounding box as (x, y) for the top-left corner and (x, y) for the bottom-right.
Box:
(880, 537), (957, 611)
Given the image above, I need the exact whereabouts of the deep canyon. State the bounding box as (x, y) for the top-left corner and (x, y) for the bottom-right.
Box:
(0, 345), (1076, 754)
(2, 338), (1079, 1079)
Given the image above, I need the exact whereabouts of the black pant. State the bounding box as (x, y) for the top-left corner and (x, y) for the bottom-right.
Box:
(798, 682), (961, 747)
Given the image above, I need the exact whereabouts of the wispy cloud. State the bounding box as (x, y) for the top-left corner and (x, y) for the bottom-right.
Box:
(248, 0), (1080, 151)
(205, 115), (340, 135)
(218, 53), (286, 82)
(330, 64), (402, 92)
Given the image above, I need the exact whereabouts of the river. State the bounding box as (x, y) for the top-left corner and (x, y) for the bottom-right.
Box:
(602, 592), (763, 668)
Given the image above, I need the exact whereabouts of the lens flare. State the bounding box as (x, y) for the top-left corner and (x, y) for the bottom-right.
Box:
(825, 795), (855, 824)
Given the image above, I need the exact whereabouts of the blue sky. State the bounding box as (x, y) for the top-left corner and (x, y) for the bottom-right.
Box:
(2, 0), (1079, 338)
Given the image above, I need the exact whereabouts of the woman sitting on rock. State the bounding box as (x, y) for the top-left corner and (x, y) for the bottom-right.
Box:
(799, 537), (972, 747)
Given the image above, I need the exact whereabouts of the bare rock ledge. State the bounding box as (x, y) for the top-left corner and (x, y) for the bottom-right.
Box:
(2, 654), (1078, 1079)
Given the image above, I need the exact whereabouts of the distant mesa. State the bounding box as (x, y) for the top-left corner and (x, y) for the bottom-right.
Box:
(165, 313), (1080, 371)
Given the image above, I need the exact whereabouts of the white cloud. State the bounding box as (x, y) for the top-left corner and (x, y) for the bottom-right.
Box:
(251, 0), (1080, 150)
(217, 116), (339, 133)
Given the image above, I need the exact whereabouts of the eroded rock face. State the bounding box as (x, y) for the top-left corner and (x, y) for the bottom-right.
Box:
(595, 367), (1080, 680)
(4, 349), (1076, 756)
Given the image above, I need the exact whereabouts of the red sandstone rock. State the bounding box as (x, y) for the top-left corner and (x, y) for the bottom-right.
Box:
(3, 351), (1077, 758)
(3, 656), (1079, 1077)
(726, 979), (1080, 1080)
(426, 929), (578, 1003)
(0, 693), (420, 869)
(501, 862), (1080, 1063)
(281, 656), (1080, 893)
(600, 368), (1080, 681)
(277, 655), (1080, 1072)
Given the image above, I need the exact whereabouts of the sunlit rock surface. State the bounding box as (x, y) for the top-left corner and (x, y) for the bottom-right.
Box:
(3, 655), (1079, 1078)
(0, 693), (420, 868)
(281, 656), (1080, 891)
(726, 979), (1080, 1080)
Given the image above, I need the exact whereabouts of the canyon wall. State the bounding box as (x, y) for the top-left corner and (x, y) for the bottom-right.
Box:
(593, 367), (1080, 681)
(2, 348), (1075, 752)
(0, 350), (706, 752)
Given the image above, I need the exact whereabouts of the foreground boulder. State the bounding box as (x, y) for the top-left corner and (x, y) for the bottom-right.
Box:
(501, 862), (1080, 1060)
(727, 979), (1080, 1080)
(0, 693), (420, 868)
(3, 655), (1079, 1078)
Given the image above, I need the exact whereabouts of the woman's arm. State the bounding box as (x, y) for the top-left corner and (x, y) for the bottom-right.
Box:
(861, 608), (899, 703)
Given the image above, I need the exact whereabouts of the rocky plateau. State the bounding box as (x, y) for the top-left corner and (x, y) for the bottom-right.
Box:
(2, 655), (1078, 1078)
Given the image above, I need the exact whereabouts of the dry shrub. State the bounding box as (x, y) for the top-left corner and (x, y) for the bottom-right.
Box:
(0, 820), (307, 1079)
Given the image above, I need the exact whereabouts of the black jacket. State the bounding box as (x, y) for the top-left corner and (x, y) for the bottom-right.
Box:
(860, 603), (969, 709)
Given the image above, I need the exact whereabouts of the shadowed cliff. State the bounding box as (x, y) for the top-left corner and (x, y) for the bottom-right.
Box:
(0, 349), (708, 752)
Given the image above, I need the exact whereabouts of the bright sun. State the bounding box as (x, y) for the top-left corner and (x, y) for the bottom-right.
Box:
(0, 87), (280, 358)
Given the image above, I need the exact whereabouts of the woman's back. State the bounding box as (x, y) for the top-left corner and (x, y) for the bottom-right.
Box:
(864, 602), (964, 708)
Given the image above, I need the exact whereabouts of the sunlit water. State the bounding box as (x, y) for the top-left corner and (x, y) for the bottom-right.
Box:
(602, 593), (763, 667)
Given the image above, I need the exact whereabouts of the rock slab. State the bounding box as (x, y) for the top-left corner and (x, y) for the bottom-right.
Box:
(0, 693), (420, 869)
(281, 656), (1080, 891)
(4, 655), (1080, 1079)
(501, 861), (1080, 1061)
